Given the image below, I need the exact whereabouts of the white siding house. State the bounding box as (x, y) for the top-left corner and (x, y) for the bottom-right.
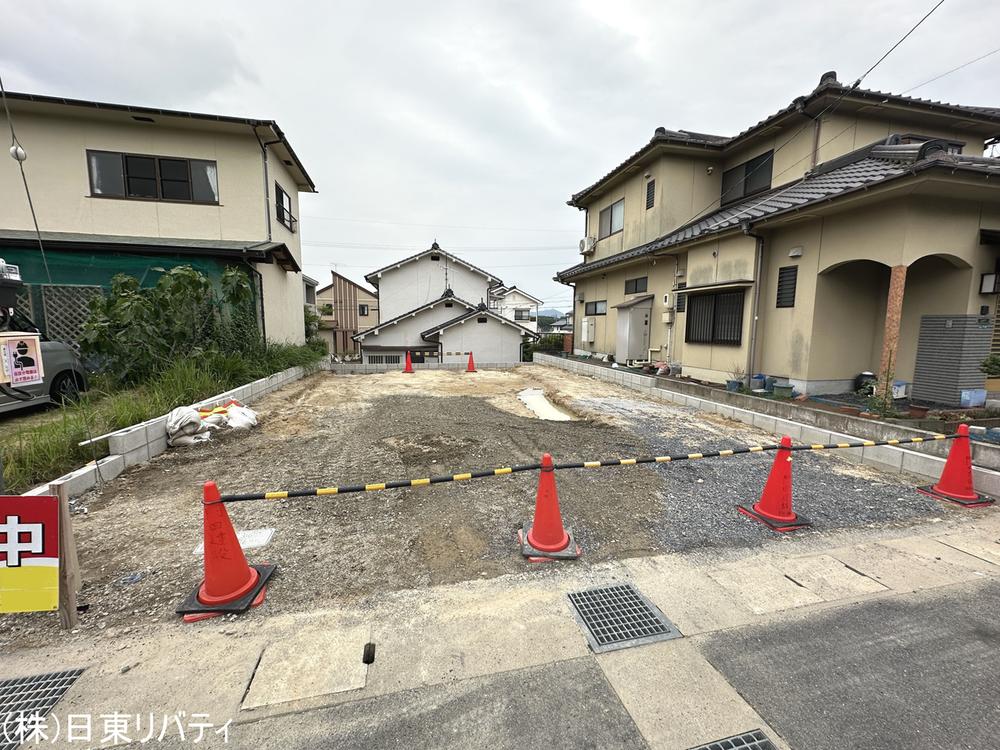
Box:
(489, 286), (543, 332)
(355, 244), (538, 364)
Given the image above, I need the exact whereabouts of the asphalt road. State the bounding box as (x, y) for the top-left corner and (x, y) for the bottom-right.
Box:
(701, 578), (1000, 750)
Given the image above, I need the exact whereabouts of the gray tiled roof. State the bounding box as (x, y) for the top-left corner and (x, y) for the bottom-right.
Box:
(364, 242), (502, 288)
(569, 72), (1000, 207)
(557, 146), (1000, 281)
(420, 307), (539, 340)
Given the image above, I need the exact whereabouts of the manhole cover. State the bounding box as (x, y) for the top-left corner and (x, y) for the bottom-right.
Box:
(687, 729), (776, 750)
(567, 583), (681, 653)
(0, 669), (85, 750)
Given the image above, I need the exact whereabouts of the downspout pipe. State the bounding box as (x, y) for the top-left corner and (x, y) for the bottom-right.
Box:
(253, 126), (278, 241)
(741, 219), (765, 385)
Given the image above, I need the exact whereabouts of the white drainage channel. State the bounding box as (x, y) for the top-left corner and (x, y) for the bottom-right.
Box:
(518, 388), (576, 421)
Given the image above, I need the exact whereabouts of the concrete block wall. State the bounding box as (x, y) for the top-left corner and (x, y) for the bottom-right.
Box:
(534, 353), (1000, 497)
(23, 362), (324, 500)
(329, 362), (524, 375)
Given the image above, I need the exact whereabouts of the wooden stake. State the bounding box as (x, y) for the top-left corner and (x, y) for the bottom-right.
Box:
(50, 481), (80, 629)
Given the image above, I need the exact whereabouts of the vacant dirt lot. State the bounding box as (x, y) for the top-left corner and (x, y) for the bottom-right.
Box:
(3, 365), (963, 649)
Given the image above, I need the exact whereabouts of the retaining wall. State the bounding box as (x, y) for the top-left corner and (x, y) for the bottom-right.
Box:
(534, 353), (1000, 497)
(26, 362), (325, 501)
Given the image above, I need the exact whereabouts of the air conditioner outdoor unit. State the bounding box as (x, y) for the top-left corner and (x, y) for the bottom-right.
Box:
(579, 237), (597, 256)
(661, 310), (675, 324)
(581, 316), (596, 342)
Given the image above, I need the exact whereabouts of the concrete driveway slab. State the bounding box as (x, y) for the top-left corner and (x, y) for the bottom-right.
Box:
(223, 657), (649, 750)
(701, 579), (1000, 750)
(937, 532), (1000, 566)
(883, 535), (1000, 576)
(707, 562), (824, 614)
(779, 553), (888, 601)
(831, 541), (979, 591)
(623, 556), (757, 635)
(241, 624), (370, 710)
(598, 639), (789, 750)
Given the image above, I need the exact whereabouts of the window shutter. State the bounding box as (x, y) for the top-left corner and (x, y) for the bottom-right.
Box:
(776, 266), (798, 308)
(645, 179), (655, 209)
(675, 282), (687, 312)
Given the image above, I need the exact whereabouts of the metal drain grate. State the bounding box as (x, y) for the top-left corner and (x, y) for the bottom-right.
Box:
(687, 729), (776, 750)
(567, 583), (681, 653)
(0, 669), (85, 750)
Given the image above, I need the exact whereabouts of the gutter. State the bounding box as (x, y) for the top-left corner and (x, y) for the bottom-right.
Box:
(741, 220), (765, 384)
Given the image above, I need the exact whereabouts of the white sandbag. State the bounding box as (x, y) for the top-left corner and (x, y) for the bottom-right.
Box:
(168, 432), (213, 447)
(166, 406), (204, 438)
(226, 405), (258, 430)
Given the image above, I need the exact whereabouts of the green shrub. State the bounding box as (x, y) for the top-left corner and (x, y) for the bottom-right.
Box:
(2, 265), (327, 493)
(981, 354), (1000, 378)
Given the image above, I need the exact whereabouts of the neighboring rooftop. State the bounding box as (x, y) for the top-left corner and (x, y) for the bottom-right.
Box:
(568, 71), (1000, 207)
(558, 135), (1000, 281)
(364, 242), (503, 288)
(3, 90), (317, 192)
(420, 305), (539, 340)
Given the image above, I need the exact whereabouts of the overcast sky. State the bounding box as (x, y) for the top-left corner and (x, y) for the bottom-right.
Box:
(3, 0), (998, 310)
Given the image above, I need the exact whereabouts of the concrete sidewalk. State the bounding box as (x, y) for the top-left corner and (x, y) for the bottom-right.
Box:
(6, 511), (1000, 749)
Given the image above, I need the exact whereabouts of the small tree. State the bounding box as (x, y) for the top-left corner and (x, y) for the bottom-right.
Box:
(80, 265), (257, 385)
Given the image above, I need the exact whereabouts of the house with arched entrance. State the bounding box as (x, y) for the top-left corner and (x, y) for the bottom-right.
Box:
(557, 72), (1000, 405)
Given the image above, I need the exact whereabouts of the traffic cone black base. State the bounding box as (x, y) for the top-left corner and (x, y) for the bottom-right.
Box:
(916, 486), (994, 508)
(518, 524), (581, 562)
(737, 504), (811, 532)
(176, 563), (277, 620)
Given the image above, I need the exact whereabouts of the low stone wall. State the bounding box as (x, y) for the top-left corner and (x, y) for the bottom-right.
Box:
(330, 361), (525, 374)
(534, 353), (1000, 496)
(25, 362), (325, 501)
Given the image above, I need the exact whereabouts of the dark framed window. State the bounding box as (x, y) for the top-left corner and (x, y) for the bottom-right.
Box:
(684, 290), (744, 345)
(776, 266), (798, 308)
(598, 199), (624, 239)
(87, 150), (218, 203)
(625, 277), (648, 294)
(645, 179), (655, 210)
(514, 308), (531, 321)
(477, 316), (488, 323)
(359, 303), (369, 316)
(584, 300), (607, 316)
(720, 150), (773, 205)
(675, 282), (687, 312)
(275, 183), (297, 232)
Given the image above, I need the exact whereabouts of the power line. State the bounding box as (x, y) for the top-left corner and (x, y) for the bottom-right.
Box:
(855, 0), (946, 86)
(900, 45), (1000, 94)
(303, 214), (578, 234)
(0, 73), (52, 284)
(302, 240), (575, 252)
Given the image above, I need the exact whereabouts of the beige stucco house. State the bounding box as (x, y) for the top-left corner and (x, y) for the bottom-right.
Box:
(0, 91), (316, 344)
(558, 72), (1000, 404)
(354, 243), (537, 365)
(316, 270), (379, 355)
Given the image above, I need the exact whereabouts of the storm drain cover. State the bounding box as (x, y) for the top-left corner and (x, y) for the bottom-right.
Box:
(0, 669), (85, 750)
(687, 729), (776, 750)
(567, 583), (681, 653)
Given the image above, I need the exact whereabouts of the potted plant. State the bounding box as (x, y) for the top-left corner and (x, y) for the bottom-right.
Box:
(726, 363), (746, 392)
(980, 354), (1000, 394)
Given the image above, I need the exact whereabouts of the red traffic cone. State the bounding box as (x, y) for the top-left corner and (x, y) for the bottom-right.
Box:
(176, 482), (276, 622)
(466, 352), (477, 373)
(918, 424), (994, 507)
(403, 351), (414, 373)
(518, 453), (581, 561)
(738, 436), (811, 531)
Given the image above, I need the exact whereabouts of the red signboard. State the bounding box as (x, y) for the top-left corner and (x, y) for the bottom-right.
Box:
(0, 495), (60, 612)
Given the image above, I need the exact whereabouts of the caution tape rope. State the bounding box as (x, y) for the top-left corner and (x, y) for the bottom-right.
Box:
(218, 433), (958, 503)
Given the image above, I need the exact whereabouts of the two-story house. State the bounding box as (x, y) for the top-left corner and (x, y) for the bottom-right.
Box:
(354, 242), (538, 365)
(488, 285), (542, 332)
(0, 91), (316, 344)
(315, 270), (379, 355)
(558, 72), (1000, 404)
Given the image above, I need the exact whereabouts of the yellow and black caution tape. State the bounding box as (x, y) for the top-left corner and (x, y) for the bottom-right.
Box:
(219, 433), (954, 503)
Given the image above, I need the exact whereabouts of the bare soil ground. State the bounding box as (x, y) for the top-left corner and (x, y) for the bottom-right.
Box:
(2, 365), (963, 650)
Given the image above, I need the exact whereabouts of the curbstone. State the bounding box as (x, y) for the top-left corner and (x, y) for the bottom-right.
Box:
(108, 425), (147, 455)
(51, 464), (98, 500)
(96, 454), (126, 482)
(123, 443), (151, 468)
(861, 444), (904, 473)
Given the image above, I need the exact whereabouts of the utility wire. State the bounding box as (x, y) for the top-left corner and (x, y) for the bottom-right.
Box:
(304, 214), (578, 233)
(0, 73), (52, 284)
(900, 45), (1000, 94)
(855, 0), (946, 86)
